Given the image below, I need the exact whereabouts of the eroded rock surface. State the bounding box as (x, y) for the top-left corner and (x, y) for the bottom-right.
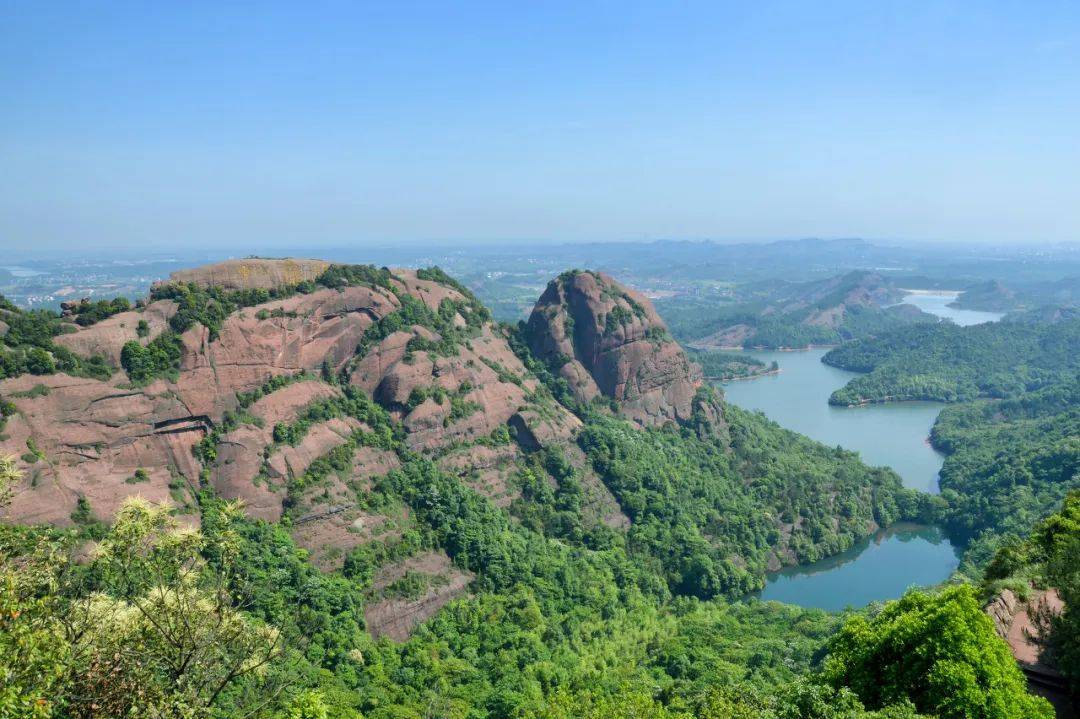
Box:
(351, 321), (578, 452)
(0, 372), (201, 525)
(166, 258), (332, 291)
(364, 551), (474, 641)
(54, 300), (177, 366)
(0, 260), (581, 532)
(525, 270), (723, 430)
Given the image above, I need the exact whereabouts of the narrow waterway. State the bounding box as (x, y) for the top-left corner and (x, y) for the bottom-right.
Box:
(900, 290), (1005, 326)
(722, 349), (945, 493)
(725, 290), (1004, 609)
(722, 350), (957, 608)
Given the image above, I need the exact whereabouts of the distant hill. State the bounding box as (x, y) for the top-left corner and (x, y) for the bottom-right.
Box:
(951, 279), (1017, 311)
(951, 276), (1080, 314)
(657, 270), (937, 349)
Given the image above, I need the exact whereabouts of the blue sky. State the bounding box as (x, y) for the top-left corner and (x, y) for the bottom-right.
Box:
(2, 1), (1079, 250)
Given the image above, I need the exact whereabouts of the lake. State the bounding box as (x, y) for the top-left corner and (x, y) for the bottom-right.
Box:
(756, 523), (959, 610)
(724, 293), (1005, 609)
(722, 349), (944, 492)
(900, 290), (1005, 326)
(722, 348), (958, 608)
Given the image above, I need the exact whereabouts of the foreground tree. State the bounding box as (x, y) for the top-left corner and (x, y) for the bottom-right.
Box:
(0, 457), (283, 718)
(1036, 491), (1080, 693)
(0, 456), (69, 718)
(824, 584), (1053, 719)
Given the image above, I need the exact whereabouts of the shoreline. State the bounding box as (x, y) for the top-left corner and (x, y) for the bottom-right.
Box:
(690, 343), (840, 352)
(898, 288), (963, 297)
(707, 367), (782, 382)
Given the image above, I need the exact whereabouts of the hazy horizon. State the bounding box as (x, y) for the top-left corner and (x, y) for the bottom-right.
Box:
(5, 235), (1080, 266)
(4, 2), (1080, 252)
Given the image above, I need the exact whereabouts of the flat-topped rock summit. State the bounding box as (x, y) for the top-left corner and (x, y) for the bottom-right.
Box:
(164, 257), (332, 291)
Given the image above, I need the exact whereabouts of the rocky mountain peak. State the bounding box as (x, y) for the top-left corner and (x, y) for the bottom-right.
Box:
(525, 270), (723, 430)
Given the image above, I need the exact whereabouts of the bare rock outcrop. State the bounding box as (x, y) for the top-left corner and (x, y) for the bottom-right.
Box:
(171, 284), (400, 418)
(525, 270), (723, 430)
(0, 260), (583, 530)
(351, 321), (578, 452)
(54, 300), (177, 366)
(165, 258), (331, 291)
(986, 587), (1071, 711)
(0, 372), (201, 526)
(364, 550), (473, 641)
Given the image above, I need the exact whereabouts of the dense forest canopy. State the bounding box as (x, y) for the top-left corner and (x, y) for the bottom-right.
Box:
(933, 383), (1080, 572)
(823, 319), (1080, 406)
(686, 348), (776, 381)
(0, 295), (112, 382)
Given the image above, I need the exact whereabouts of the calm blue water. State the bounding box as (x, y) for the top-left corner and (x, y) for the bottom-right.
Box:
(756, 523), (958, 610)
(900, 291), (1005, 326)
(722, 349), (945, 493)
(722, 349), (961, 608)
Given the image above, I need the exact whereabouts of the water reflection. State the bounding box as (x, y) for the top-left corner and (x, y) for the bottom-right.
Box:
(754, 523), (958, 611)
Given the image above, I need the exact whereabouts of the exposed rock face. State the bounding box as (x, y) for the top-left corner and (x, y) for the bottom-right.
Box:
(206, 379), (361, 521)
(0, 261), (580, 528)
(0, 372), (202, 526)
(165, 258), (331, 291)
(364, 550), (473, 641)
(172, 284), (399, 418)
(985, 587), (1070, 709)
(350, 321), (579, 452)
(0, 259), (614, 642)
(0, 259), (738, 641)
(987, 588), (1064, 669)
(525, 270), (722, 429)
(54, 300), (177, 366)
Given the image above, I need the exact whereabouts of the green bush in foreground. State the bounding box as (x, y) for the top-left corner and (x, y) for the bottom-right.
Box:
(824, 585), (1053, 719)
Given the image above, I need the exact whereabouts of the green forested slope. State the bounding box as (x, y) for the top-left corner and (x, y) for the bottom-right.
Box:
(578, 408), (925, 597)
(933, 384), (1080, 571)
(824, 319), (1079, 405)
(687, 348), (776, 380)
(822, 319), (1080, 577)
(0, 295), (112, 381)
(2, 452), (1052, 719)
